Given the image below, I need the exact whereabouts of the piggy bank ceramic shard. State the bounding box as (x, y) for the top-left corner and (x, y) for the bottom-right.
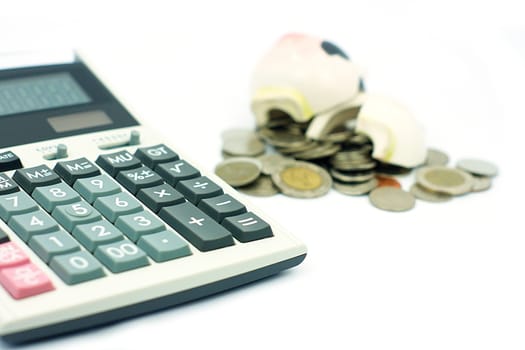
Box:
(251, 33), (362, 126)
(355, 94), (426, 168)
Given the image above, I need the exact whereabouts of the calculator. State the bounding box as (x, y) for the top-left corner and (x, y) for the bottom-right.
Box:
(0, 53), (307, 343)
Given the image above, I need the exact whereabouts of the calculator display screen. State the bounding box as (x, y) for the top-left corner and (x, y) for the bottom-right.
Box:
(0, 72), (91, 117)
(47, 110), (113, 133)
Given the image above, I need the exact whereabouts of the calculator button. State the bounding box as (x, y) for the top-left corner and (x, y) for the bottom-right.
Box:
(73, 174), (121, 204)
(96, 151), (142, 177)
(52, 201), (102, 231)
(72, 220), (125, 252)
(94, 240), (149, 273)
(0, 242), (29, 268)
(0, 191), (39, 221)
(12, 165), (61, 193)
(137, 230), (191, 262)
(0, 151), (23, 172)
(93, 193), (143, 223)
(135, 144), (179, 168)
(0, 173), (19, 195)
(0, 262), (54, 299)
(116, 166), (164, 194)
(222, 212), (274, 243)
(155, 160), (200, 185)
(176, 176), (223, 204)
(136, 184), (185, 213)
(198, 194), (247, 222)
(114, 211), (165, 242)
(32, 182), (81, 212)
(8, 209), (59, 242)
(28, 230), (81, 263)
(0, 228), (8, 243)
(159, 202), (234, 252)
(54, 158), (101, 186)
(49, 251), (105, 285)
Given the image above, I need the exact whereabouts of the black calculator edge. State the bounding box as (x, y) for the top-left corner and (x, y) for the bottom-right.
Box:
(2, 253), (306, 344)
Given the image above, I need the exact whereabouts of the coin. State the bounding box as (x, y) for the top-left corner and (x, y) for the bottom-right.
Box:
(330, 168), (375, 182)
(416, 166), (473, 195)
(375, 175), (401, 188)
(333, 178), (378, 196)
(258, 153), (294, 175)
(425, 148), (449, 166)
(222, 130), (266, 157)
(215, 157), (262, 187)
(293, 142), (341, 160)
(456, 158), (498, 177)
(237, 175), (280, 197)
(471, 175), (492, 192)
(271, 161), (332, 198)
(409, 183), (452, 202)
(369, 187), (415, 212)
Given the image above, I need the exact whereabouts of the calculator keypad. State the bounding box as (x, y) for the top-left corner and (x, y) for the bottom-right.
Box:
(0, 144), (274, 299)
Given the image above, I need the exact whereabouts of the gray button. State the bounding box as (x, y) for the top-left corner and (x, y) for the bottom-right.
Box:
(137, 230), (191, 262)
(116, 166), (163, 194)
(8, 209), (59, 242)
(136, 183), (185, 213)
(49, 250), (105, 285)
(72, 220), (125, 252)
(93, 192), (143, 223)
(13, 164), (61, 193)
(158, 202), (234, 252)
(222, 212), (273, 243)
(96, 151), (142, 177)
(73, 174), (121, 204)
(135, 144), (179, 168)
(0, 191), (38, 221)
(94, 240), (149, 273)
(155, 160), (200, 186)
(32, 182), (81, 212)
(52, 201), (101, 231)
(0, 172), (19, 195)
(54, 157), (100, 186)
(28, 230), (81, 262)
(114, 211), (165, 241)
(176, 176), (223, 204)
(198, 194), (247, 222)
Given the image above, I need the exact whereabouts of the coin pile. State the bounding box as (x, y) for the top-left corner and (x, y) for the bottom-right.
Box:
(214, 118), (498, 212)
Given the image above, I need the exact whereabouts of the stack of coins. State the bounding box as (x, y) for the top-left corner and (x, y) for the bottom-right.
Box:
(215, 117), (498, 211)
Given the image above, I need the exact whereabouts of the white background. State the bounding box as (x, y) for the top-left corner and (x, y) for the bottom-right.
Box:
(0, 1), (523, 349)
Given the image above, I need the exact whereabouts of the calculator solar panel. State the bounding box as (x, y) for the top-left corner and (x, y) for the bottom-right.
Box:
(0, 55), (306, 343)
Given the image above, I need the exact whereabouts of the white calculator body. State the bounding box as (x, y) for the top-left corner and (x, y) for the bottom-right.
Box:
(0, 53), (306, 343)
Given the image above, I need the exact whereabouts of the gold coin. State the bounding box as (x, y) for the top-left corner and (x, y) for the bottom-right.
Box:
(280, 167), (322, 190)
(272, 161), (332, 198)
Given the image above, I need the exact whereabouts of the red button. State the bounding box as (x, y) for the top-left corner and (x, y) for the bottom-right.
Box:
(0, 263), (54, 299)
(0, 242), (29, 268)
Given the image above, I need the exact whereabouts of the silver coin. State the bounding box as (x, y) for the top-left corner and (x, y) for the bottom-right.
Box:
(258, 128), (307, 148)
(215, 157), (262, 187)
(471, 175), (492, 192)
(369, 187), (416, 212)
(456, 158), (498, 177)
(237, 175), (280, 197)
(222, 130), (266, 157)
(321, 129), (353, 143)
(333, 178), (378, 196)
(330, 168), (375, 183)
(293, 143), (341, 160)
(409, 183), (452, 202)
(331, 159), (376, 171)
(416, 166), (474, 196)
(276, 140), (318, 154)
(258, 153), (294, 175)
(425, 148), (449, 166)
(271, 161), (332, 198)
